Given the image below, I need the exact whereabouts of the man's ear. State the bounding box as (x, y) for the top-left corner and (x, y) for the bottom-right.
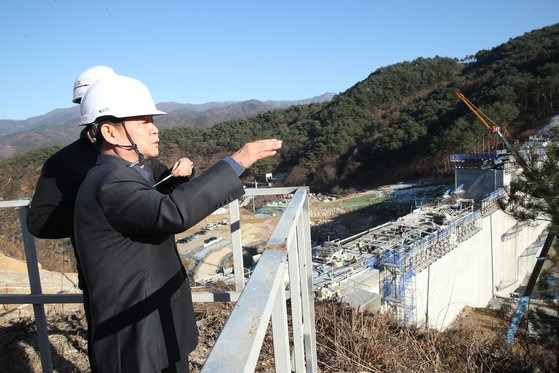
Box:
(99, 123), (119, 145)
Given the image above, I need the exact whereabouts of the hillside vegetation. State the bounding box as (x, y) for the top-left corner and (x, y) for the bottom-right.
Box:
(0, 24), (558, 200)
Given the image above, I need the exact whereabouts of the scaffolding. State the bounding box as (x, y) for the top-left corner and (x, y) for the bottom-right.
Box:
(454, 210), (482, 242)
(480, 189), (505, 216)
(373, 202), (483, 324)
(308, 191), (488, 324)
(381, 253), (416, 324)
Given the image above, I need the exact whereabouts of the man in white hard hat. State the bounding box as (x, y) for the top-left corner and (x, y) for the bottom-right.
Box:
(28, 66), (193, 238)
(27, 66), (194, 372)
(74, 75), (281, 372)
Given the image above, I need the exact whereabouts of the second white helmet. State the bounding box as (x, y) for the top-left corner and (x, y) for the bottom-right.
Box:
(80, 75), (166, 125)
(72, 65), (117, 104)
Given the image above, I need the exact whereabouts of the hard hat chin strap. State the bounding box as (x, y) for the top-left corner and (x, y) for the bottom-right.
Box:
(117, 121), (145, 168)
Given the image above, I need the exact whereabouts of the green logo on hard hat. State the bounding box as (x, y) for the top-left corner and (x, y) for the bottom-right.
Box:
(98, 108), (109, 113)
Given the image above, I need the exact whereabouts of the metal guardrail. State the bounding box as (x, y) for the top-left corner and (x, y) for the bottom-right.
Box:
(0, 187), (317, 373)
(203, 187), (317, 373)
(0, 199), (54, 372)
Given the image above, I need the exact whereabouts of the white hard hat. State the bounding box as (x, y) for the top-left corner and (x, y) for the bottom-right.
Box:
(80, 75), (166, 125)
(72, 65), (117, 103)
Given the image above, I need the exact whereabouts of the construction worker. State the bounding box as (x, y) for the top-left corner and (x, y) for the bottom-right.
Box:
(74, 75), (282, 372)
(26, 66), (194, 372)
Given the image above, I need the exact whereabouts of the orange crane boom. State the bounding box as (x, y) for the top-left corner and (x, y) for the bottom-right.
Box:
(454, 90), (512, 149)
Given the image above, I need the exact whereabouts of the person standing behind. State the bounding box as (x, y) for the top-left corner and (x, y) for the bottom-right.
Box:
(74, 75), (282, 372)
(27, 66), (116, 239)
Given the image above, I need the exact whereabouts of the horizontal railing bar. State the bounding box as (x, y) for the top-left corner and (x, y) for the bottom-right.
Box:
(244, 186), (308, 196)
(0, 293), (83, 304)
(267, 189), (307, 247)
(0, 292), (241, 305)
(192, 291), (241, 302)
(0, 189), (307, 209)
(0, 199), (30, 208)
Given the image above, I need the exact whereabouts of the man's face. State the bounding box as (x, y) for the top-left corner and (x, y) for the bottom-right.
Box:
(121, 115), (159, 159)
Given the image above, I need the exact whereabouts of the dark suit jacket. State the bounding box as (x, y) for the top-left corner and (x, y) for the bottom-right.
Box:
(27, 136), (98, 239)
(27, 136), (177, 240)
(26, 135), (179, 294)
(74, 154), (244, 372)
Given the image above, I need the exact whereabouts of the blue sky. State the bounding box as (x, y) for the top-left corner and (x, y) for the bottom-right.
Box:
(1, 0), (557, 120)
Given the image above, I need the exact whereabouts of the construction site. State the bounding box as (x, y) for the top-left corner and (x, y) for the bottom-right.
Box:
(311, 143), (549, 329)
(180, 135), (551, 330)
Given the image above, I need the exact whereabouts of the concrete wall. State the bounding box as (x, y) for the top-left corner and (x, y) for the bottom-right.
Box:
(414, 209), (548, 329)
(456, 169), (507, 200)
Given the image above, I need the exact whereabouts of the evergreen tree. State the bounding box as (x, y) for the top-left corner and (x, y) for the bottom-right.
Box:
(500, 142), (559, 366)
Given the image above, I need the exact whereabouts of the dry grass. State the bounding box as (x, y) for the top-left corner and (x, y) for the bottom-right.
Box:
(0, 301), (556, 372)
(0, 311), (90, 373)
(314, 301), (556, 373)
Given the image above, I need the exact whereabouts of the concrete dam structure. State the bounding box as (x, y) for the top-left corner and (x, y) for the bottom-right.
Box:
(413, 203), (546, 328)
(312, 149), (549, 329)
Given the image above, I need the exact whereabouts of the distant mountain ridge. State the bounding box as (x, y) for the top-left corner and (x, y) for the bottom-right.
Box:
(0, 92), (335, 158)
(157, 93), (334, 113)
(0, 106), (81, 137)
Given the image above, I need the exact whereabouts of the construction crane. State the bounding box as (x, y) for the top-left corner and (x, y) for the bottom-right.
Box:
(454, 90), (531, 173)
(455, 89), (553, 345)
(454, 90), (513, 148)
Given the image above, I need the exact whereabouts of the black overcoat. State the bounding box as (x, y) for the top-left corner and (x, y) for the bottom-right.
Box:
(74, 154), (244, 372)
(27, 136), (184, 372)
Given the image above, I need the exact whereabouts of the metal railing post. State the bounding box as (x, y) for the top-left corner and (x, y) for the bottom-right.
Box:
(18, 206), (54, 373)
(272, 280), (291, 373)
(201, 250), (287, 373)
(288, 225), (306, 372)
(300, 196), (318, 371)
(229, 199), (245, 291)
(203, 188), (312, 372)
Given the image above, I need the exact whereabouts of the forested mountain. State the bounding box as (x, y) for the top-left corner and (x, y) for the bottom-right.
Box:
(0, 93), (334, 158)
(159, 24), (559, 192)
(0, 24), (558, 199)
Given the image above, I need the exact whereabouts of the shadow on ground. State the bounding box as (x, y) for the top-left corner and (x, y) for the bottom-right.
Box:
(0, 312), (89, 372)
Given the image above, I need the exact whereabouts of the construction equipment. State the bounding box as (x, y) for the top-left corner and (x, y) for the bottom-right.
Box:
(454, 90), (531, 173)
(454, 90), (513, 148)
